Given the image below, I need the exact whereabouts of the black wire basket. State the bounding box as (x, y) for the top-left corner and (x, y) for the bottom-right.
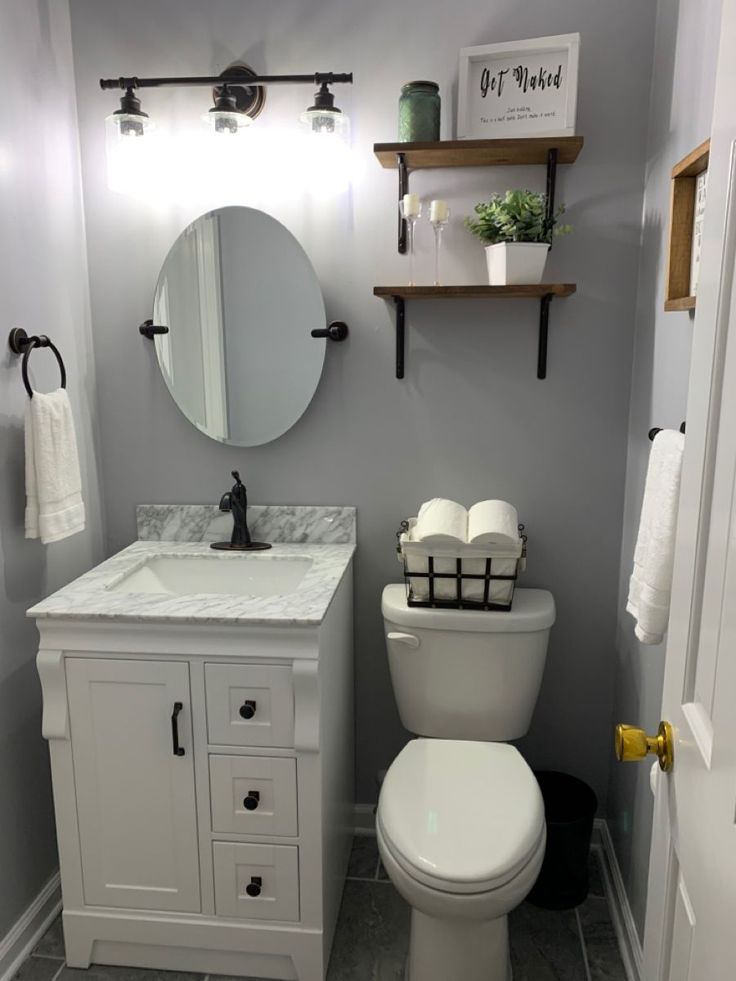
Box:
(396, 518), (527, 612)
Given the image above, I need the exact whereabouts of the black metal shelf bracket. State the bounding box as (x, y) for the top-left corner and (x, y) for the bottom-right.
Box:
(393, 296), (406, 377)
(140, 320), (169, 340)
(392, 144), (561, 254)
(537, 294), (553, 380)
(397, 153), (408, 254)
(383, 293), (559, 381)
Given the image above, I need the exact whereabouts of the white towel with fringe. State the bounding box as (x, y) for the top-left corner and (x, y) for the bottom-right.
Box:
(25, 389), (86, 544)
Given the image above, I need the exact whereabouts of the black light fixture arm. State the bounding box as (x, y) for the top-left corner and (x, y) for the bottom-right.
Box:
(100, 72), (353, 91)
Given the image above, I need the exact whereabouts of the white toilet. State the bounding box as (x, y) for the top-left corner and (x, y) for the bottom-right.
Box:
(377, 584), (556, 981)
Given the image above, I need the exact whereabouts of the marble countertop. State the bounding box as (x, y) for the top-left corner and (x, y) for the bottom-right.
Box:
(27, 541), (355, 627)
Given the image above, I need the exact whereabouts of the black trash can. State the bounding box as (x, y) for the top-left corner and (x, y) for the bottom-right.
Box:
(527, 770), (598, 910)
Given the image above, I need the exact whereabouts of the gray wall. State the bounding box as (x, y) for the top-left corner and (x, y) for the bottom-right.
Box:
(608, 0), (723, 942)
(68, 0), (656, 803)
(0, 0), (104, 936)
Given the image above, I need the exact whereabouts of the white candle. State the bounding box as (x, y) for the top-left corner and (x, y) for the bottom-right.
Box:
(430, 199), (449, 222)
(403, 192), (421, 217)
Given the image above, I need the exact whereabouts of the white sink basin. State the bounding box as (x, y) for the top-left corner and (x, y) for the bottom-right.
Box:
(109, 554), (312, 598)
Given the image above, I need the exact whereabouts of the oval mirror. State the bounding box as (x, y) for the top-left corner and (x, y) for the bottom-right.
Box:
(152, 206), (326, 446)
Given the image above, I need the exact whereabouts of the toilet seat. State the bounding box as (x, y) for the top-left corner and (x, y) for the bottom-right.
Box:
(377, 739), (545, 896)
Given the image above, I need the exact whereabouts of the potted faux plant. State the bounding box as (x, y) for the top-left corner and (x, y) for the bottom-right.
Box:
(465, 189), (571, 286)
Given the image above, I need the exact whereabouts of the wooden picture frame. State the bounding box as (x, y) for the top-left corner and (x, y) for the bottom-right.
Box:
(457, 34), (580, 140)
(665, 139), (710, 311)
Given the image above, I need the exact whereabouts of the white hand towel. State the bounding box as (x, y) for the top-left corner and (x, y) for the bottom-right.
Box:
(25, 389), (86, 544)
(468, 500), (519, 545)
(626, 429), (684, 645)
(410, 499), (468, 599)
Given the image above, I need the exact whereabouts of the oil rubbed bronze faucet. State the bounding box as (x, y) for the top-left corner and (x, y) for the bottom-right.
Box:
(210, 471), (272, 551)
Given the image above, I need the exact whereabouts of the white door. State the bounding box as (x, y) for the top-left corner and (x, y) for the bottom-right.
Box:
(636, 4), (736, 977)
(66, 657), (201, 912)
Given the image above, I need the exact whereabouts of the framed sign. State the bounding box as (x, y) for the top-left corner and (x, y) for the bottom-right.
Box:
(665, 139), (710, 311)
(457, 34), (580, 140)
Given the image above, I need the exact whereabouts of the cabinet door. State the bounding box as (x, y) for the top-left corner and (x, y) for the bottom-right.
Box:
(66, 658), (200, 912)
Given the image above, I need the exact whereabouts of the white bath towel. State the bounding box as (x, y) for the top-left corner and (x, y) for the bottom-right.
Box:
(25, 389), (86, 544)
(626, 429), (685, 645)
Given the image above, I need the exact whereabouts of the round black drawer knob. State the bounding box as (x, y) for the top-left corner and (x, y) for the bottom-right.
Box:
(243, 791), (260, 811)
(246, 876), (262, 898)
(239, 700), (257, 720)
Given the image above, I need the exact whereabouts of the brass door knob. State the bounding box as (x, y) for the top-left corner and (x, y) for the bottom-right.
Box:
(615, 721), (674, 772)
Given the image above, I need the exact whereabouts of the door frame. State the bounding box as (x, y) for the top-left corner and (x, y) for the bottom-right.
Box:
(643, 0), (736, 974)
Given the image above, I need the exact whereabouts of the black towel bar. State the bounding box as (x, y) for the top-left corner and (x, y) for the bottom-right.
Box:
(8, 328), (67, 399)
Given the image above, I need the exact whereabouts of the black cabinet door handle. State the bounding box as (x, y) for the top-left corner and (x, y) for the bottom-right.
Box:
(239, 699), (257, 720)
(243, 791), (260, 811)
(246, 876), (262, 897)
(171, 702), (185, 757)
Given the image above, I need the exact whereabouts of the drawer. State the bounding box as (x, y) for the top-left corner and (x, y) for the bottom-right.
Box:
(205, 663), (294, 747)
(213, 842), (299, 921)
(210, 755), (298, 837)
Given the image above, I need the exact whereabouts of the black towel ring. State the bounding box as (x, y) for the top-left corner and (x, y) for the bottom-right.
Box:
(8, 328), (66, 399)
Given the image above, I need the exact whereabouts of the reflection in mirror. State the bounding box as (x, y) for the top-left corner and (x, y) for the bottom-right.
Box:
(153, 206), (326, 446)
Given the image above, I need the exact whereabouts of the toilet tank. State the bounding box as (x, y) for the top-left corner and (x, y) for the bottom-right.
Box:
(382, 585), (555, 742)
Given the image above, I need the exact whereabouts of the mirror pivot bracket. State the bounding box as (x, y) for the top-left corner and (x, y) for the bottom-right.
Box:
(311, 320), (348, 342)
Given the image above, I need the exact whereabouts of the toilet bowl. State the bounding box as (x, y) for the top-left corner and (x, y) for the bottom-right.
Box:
(377, 739), (546, 981)
(379, 585), (555, 981)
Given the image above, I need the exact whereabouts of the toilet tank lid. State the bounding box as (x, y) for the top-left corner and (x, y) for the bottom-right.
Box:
(381, 585), (555, 633)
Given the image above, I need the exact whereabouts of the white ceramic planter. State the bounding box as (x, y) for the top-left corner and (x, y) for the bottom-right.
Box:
(485, 242), (550, 286)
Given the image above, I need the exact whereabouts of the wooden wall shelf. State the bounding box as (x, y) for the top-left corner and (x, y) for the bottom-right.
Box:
(376, 136), (584, 254)
(374, 284), (576, 299)
(373, 284), (577, 380)
(374, 136), (584, 170)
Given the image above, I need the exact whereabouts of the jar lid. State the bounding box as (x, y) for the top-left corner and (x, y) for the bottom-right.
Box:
(401, 80), (439, 93)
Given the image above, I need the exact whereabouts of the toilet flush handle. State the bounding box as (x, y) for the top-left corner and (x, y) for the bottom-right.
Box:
(387, 631), (420, 649)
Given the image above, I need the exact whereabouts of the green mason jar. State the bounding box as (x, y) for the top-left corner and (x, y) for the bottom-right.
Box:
(398, 81), (440, 142)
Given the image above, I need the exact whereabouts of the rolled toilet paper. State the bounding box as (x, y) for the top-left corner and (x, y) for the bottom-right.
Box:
(414, 498), (468, 543)
(408, 499), (467, 601)
(468, 500), (519, 545)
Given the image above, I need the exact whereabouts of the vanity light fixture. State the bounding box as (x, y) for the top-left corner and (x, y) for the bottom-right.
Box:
(300, 81), (348, 135)
(99, 65), (353, 136)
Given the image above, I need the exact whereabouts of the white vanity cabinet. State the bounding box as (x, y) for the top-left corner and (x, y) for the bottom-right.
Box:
(34, 561), (353, 981)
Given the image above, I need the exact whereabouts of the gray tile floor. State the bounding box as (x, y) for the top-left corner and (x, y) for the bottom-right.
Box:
(18, 838), (626, 981)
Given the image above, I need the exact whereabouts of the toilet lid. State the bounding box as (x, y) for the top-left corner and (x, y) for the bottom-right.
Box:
(377, 739), (545, 895)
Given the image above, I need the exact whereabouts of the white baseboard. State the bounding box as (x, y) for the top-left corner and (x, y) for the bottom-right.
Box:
(0, 872), (62, 981)
(594, 819), (643, 981)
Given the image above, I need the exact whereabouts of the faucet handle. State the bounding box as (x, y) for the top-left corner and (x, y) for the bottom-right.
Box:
(231, 470), (242, 485)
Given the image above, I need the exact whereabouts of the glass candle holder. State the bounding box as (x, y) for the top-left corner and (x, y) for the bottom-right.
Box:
(399, 195), (423, 285)
(429, 202), (450, 286)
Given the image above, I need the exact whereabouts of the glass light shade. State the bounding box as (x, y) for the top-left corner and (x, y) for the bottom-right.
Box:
(203, 109), (251, 135)
(105, 113), (159, 195)
(300, 107), (349, 136)
(106, 111), (152, 140)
